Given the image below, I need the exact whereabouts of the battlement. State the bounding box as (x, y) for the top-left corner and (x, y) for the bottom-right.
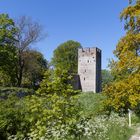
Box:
(78, 47), (101, 57)
(78, 47), (101, 52)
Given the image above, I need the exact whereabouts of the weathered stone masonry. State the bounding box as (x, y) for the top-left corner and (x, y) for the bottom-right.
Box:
(78, 47), (101, 93)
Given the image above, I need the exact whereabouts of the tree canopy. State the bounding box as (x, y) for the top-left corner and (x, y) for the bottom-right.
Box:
(22, 50), (48, 88)
(0, 14), (18, 85)
(101, 69), (113, 89)
(104, 0), (140, 113)
(51, 40), (82, 74)
(0, 14), (47, 88)
(15, 16), (46, 87)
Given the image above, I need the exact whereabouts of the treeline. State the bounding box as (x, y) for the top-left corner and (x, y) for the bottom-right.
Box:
(0, 14), (113, 90)
(0, 13), (83, 89)
(0, 14), (48, 88)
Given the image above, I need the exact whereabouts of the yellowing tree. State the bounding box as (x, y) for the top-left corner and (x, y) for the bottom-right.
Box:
(104, 0), (140, 113)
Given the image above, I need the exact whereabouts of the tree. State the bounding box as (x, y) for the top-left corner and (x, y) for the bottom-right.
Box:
(101, 69), (113, 89)
(104, 0), (140, 113)
(15, 16), (46, 87)
(0, 14), (18, 86)
(22, 50), (48, 89)
(51, 40), (82, 74)
(0, 70), (11, 86)
(37, 68), (79, 96)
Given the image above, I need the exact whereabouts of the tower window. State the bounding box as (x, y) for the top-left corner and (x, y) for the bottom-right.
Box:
(87, 60), (89, 63)
(84, 77), (85, 81)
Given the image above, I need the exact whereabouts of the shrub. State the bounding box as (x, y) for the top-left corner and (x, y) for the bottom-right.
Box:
(0, 86), (34, 99)
(0, 69), (81, 139)
(74, 113), (133, 140)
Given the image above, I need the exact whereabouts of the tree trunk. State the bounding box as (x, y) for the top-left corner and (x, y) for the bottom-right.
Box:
(17, 51), (24, 87)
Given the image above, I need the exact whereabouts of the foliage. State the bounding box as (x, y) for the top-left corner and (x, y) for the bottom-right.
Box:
(0, 69), (81, 139)
(106, 113), (133, 140)
(104, 73), (140, 112)
(0, 14), (18, 86)
(22, 50), (48, 89)
(77, 92), (105, 117)
(72, 112), (133, 140)
(37, 68), (79, 96)
(76, 94), (133, 140)
(0, 83), (136, 140)
(51, 40), (82, 74)
(0, 86), (34, 99)
(0, 91), (133, 140)
(0, 70), (11, 86)
(101, 69), (113, 89)
(104, 0), (140, 113)
(0, 14), (47, 88)
(120, 0), (140, 33)
(15, 16), (46, 87)
(130, 113), (140, 125)
(0, 95), (29, 139)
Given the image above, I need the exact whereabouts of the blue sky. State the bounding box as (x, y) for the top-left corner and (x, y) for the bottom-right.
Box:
(0, 0), (128, 69)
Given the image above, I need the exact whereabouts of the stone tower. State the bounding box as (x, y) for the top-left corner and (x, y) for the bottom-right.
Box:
(78, 47), (101, 93)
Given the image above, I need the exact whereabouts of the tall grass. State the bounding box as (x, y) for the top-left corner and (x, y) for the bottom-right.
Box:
(77, 92), (105, 117)
(76, 92), (134, 140)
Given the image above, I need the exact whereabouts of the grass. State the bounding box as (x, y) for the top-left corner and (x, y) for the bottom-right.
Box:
(76, 92), (134, 140)
(107, 125), (134, 140)
(77, 92), (105, 117)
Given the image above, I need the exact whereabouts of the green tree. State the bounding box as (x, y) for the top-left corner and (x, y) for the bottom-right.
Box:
(51, 40), (82, 74)
(22, 50), (48, 88)
(0, 14), (18, 86)
(104, 0), (140, 113)
(15, 16), (46, 87)
(37, 68), (79, 96)
(0, 70), (11, 86)
(0, 15), (47, 87)
(101, 69), (113, 89)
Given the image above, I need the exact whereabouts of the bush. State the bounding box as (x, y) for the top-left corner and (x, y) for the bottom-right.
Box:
(0, 69), (82, 139)
(0, 86), (34, 99)
(74, 113), (133, 140)
(0, 92), (81, 140)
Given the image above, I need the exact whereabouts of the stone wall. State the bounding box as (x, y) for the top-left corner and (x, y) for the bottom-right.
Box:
(78, 47), (101, 93)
